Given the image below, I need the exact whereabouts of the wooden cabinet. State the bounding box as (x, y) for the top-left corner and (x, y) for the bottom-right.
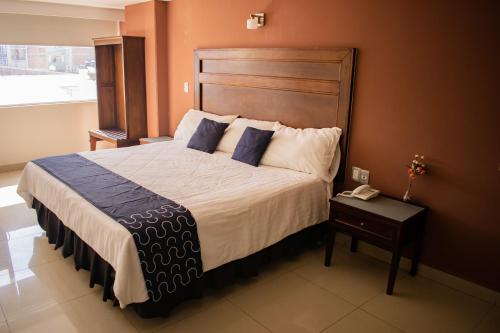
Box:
(89, 36), (147, 150)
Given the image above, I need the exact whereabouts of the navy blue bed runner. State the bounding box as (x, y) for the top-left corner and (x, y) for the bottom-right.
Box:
(33, 154), (203, 302)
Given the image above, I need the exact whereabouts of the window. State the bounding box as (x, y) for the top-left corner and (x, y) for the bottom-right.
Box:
(0, 44), (96, 106)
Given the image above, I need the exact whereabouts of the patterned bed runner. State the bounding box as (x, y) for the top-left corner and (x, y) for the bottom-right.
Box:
(32, 153), (203, 302)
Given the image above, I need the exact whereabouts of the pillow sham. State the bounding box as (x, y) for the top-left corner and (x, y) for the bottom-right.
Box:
(217, 118), (279, 154)
(174, 109), (238, 142)
(260, 124), (342, 182)
(232, 127), (275, 167)
(187, 118), (229, 153)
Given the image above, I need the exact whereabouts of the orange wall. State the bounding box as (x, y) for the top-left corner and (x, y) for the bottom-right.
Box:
(128, 0), (499, 291)
(121, 0), (168, 137)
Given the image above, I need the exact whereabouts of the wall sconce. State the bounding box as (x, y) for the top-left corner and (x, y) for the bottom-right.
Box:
(246, 13), (265, 30)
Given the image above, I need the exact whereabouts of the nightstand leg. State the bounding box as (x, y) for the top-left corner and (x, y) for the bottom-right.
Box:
(350, 237), (358, 252)
(324, 224), (336, 266)
(387, 248), (401, 295)
(89, 136), (97, 151)
(410, 242), (421, 276)
(411, 218), (425, 276)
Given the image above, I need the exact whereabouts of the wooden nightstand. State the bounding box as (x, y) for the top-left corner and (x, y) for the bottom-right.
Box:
(324, 195), (427, 295)
(139, 136), (173, 145)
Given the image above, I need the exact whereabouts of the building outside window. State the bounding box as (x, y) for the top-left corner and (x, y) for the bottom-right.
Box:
(0, 44), (96, 106)
(0, 45), (7, 66)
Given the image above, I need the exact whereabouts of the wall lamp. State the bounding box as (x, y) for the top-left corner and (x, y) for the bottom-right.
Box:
(246, 13), (265, 30)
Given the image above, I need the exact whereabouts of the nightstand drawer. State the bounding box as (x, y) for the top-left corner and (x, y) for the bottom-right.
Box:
(334, 211), (396, 241)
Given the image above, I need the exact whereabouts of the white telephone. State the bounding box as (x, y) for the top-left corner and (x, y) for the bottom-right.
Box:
(338, 184), (380, 201)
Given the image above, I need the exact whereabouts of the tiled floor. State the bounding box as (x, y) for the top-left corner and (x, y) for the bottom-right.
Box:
(0, 170), (498, 333)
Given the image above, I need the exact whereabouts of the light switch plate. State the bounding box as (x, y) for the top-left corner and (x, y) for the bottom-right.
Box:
(352, 167), (361, 182)
(183, 82), (189, 93)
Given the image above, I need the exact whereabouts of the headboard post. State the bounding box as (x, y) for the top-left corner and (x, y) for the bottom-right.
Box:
(333, 48), (356, 194)
(193, 48), (356, 192)
(193, 52), (201, 109)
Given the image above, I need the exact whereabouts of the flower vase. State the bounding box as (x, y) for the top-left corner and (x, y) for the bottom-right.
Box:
(403, 178), (412, 202)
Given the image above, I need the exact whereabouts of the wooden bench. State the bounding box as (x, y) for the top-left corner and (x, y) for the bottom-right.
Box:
(89, 129), (139, 151)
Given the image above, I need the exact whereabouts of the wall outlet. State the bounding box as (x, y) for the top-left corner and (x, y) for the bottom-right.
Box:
(360, 169), (370, 184)
(183, 82), (189, 93)
(352, 166), (370, 184)
(352, 166), (361, 182)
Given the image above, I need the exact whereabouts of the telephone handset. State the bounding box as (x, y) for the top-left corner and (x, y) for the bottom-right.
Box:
(338, 184), (380, 201)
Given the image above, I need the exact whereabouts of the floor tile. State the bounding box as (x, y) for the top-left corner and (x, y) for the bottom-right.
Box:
(0, 258), (94, 321)
(7, 303), (79, 333)
(362, 275), (491, 333)
(0, 268), (58, 322)
(0, 170), (22, 188)
(473, 305), (500, 333)
(125, 289), (225, 333)
(65, 291), (138, 333)
(261, 246), (324, 277)
(227, 272), (356, 333)
(200, 248), (324, 304)
(0, 204), (38, 242)
(0, 169), (36, 242)
(155, 299), (269, 333)
(240, 247), (325, 289)
(8, 292), (137, 333)
(0, 187), (25, 211)
(29, 258), (93, 300)
(295, 249), (390, 306)
(323, 309), (402, 333)
(0, 323), (9, 333)
(0, 233), (61, 273)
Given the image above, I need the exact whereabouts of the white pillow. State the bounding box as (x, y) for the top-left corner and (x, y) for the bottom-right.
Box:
(261, 124), (342, 182)
(174, 109), (238, 142)
(217, 118), (279, 154)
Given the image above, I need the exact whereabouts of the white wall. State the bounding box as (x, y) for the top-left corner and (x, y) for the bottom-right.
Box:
(0, 12), (119, 167)
(0, 0), (124, 22)
(0, 13), (119, 46)
(0, 102), (99, 166)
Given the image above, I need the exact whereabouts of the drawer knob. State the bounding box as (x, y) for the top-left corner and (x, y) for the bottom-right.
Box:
(360, 222), (365, 227)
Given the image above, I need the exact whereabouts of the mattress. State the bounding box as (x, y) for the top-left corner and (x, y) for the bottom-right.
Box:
(17, 140), (331, 307)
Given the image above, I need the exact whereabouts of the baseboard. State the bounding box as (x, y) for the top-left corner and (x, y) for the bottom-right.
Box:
(335, 233), (500, 305)
(0, 162), (26, 173)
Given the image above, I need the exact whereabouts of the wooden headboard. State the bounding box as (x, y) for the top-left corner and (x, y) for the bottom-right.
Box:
(194, 48), (356, 190)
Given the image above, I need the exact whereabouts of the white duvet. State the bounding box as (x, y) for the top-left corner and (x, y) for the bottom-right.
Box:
(17, 140), (331, 307)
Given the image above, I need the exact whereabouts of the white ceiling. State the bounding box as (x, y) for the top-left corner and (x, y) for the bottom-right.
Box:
(22, 0), (154, 9)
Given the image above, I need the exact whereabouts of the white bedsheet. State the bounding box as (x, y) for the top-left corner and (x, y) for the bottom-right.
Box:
(17, 140), (331, 307)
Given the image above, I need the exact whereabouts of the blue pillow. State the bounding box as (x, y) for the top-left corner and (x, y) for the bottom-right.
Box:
(232, 127), (274, 167)
(187, 118), (229, 153)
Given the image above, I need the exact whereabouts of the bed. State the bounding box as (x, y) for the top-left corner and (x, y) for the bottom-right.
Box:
(17, 48), (356, 317)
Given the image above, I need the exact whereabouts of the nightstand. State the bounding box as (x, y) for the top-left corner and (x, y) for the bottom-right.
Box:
(324, 195), (427, 295)
(139, 136), (173, 145)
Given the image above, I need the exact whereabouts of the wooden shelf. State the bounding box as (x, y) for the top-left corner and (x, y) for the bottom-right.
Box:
(89, 35), (147, 151)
